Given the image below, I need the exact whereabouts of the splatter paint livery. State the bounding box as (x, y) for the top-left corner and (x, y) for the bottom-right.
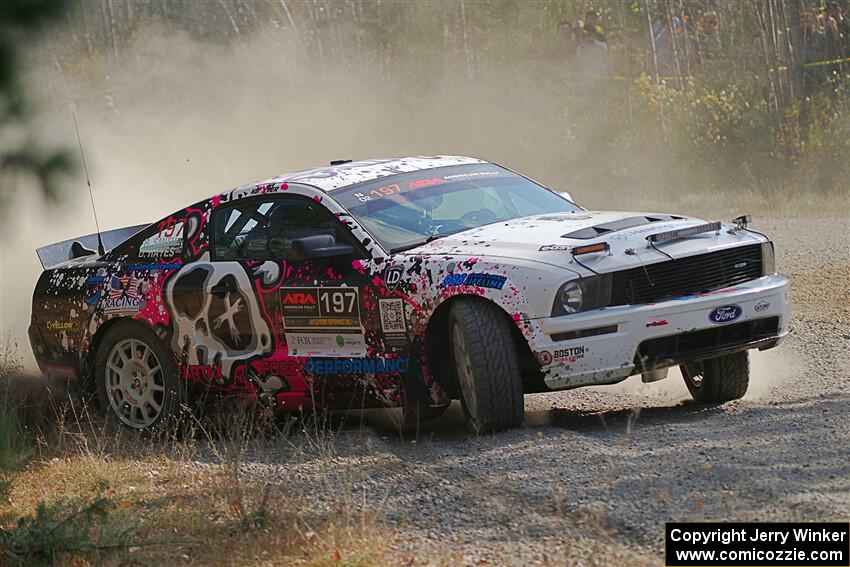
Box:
(29, 156), (790, 432)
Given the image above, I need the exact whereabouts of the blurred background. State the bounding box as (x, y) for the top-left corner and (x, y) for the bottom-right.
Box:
(1, 0), (848, 365)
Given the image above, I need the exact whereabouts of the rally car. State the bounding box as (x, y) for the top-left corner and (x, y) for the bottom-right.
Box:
(30, 156), (790, 433)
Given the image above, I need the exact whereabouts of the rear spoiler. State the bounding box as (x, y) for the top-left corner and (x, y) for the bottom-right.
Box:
(35, 224), (149, 270)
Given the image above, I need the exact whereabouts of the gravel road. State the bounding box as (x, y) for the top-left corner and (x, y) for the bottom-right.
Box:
(197, 215), (850, 565)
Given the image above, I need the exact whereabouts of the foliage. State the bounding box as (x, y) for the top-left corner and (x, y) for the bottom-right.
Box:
(5, 0), (849, 212)
(0, 0), (76, 215)
(0, 496), (139, 566)
(0, 404), (32, 472)
(0, 344), (31, 472)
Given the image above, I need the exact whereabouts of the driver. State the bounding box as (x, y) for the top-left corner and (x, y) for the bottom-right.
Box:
(366, 190), (445, 235)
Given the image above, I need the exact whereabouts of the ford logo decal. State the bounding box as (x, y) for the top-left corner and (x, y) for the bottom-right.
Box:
(708, 305), (743, 324)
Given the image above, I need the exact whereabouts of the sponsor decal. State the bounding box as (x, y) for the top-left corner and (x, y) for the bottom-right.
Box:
(85, 275), (105, 305)
(708, 305), (743, 324)
(442, 273), (507, 290)
(139, 222), (184, 258)
(43, 364), (78, 381)
(280, 287), (367, 355)
(127, 263), (181, 271)
(442, 170), (501, 181)
(281, 290), (318, 311)
(306, 357), (409, 375)
(646, 319), (669, 328)
(537, 350), (553, 365)
(379, 298), (409, 352)
(383, 265), (404, 291)
(46, 321), (74, 331)
(233, 360), (302, 385)
(674, 287), (739, 301)
(539, 244), (572, 252)
(753, 300), (770, 312)
(253, 360), (302, 376)
(103, 275), (144, 313)
(183, 364), (225, 381)
(552, 345), (587, 363)
(285, 332), (367, 357)
(408, 177), (446, 189)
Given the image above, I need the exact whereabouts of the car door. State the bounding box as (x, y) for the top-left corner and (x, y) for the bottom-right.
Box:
(256, 195), (373, 358)
(205, 193), (377, 400)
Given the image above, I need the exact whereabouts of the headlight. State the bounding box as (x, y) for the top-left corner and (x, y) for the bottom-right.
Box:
(761, 241), (776, 275)
(561, 281), (584, 313)
(552, 274), (613, 316)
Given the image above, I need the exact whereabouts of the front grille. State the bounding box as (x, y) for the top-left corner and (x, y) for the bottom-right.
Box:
(610, 244), (762, 306)
(634, 317), (780, 370)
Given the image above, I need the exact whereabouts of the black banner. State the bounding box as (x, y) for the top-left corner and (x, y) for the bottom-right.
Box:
(666, 522), (849, 566)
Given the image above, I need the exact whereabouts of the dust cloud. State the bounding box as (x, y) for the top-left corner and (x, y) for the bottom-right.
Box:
(0, 20), (798, 372)
(599, 346), (798, 401)
(1, 23), (622, 366)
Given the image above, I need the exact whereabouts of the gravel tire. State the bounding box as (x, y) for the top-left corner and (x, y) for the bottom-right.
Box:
(95, 321), (185, 432)
(449, 299), (524, 434)
(681, 351), (750, 403)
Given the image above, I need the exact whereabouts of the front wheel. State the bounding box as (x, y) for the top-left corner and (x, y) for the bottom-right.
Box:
(449, 300), (524, 434)
(680, 351), (749, 404)
(95, 322), (185, 431)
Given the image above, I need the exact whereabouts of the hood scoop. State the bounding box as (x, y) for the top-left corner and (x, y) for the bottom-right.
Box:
(561, 214), (685, 240)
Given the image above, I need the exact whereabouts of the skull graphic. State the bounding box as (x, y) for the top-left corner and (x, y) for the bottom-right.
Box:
(164, 255), (271, 378)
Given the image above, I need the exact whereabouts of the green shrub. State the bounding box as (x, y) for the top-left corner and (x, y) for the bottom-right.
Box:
(0, 497), (139, 566)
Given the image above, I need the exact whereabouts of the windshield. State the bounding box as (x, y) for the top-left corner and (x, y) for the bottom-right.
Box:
(331, 164), (580, 252)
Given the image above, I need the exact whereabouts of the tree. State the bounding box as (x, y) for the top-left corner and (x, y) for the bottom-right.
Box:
(0, 0), (75, 215)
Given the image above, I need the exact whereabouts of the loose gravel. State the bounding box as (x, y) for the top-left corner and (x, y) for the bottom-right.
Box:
(193, 215), (849, 566)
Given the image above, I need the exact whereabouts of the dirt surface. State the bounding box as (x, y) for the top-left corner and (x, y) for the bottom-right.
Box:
(190, 215), (849, 565)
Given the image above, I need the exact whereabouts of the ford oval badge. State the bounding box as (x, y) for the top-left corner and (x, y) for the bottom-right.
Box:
(708, 305), (743, 324)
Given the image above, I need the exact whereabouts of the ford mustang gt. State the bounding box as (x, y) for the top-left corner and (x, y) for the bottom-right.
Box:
(30, 156), (790, 433)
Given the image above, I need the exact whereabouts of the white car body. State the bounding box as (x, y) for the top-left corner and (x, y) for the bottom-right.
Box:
(32, 155), (789, 431)
(279, 155), (790, 394)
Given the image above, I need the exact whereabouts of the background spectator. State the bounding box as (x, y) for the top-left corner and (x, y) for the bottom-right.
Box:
(651, 14), (691, 78)
(696, 11), (722, 62)
(825, 1), (849, 60)
(575, 9), (610, 94)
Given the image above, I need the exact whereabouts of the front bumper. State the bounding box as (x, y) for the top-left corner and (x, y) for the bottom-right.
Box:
(529, 274), (790, 390)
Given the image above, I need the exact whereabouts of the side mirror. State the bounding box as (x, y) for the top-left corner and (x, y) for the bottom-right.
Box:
(291, 235), (355, 259)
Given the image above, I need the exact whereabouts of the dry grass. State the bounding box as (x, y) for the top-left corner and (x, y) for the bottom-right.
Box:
(0, 344), (389, 566)
(0, 343), (662, 566)
(4, 451), (389, 565)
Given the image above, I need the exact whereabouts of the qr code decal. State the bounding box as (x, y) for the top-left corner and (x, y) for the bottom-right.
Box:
(379, 299), (406, 333)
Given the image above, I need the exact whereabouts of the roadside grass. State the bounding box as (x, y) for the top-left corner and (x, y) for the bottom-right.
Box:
(3, 449), (389, 565)
(2, 341), (666, 566)
(0, 345), (388, 566)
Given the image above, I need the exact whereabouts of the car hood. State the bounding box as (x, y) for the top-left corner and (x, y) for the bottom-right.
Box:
(397, 211), (765, 273)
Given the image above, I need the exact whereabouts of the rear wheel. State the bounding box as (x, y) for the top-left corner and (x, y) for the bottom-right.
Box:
(449, 300), (524, 434)
(95, 322), (184, 431)
(681, 351), (749, 403)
